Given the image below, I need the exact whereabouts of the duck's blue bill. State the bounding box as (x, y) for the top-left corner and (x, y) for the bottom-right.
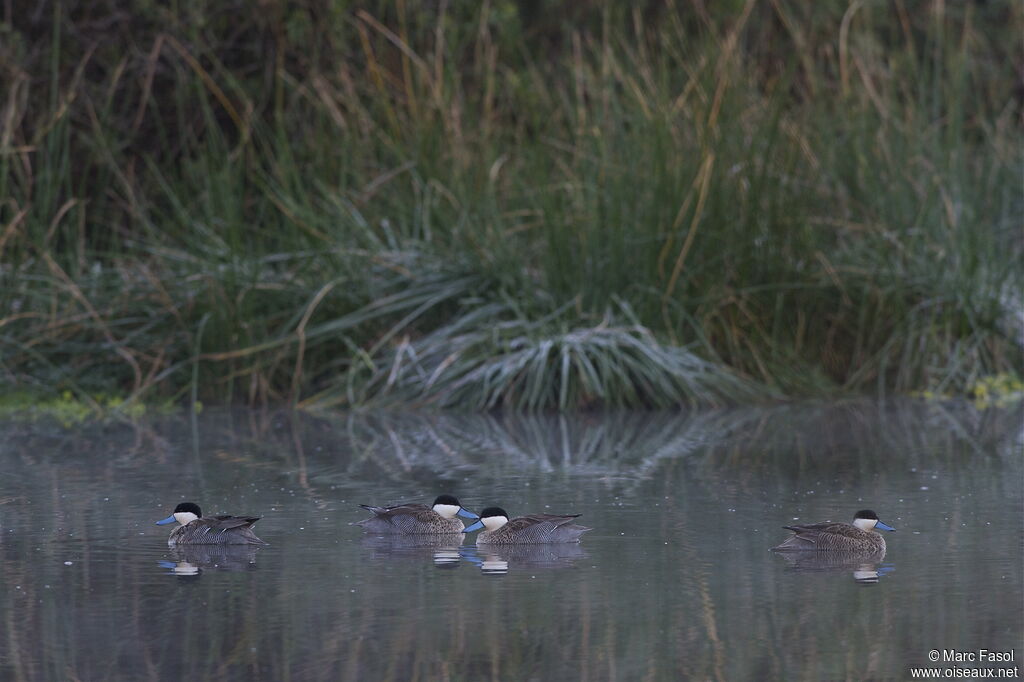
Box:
(155, 515), (176, 525)
(875, 521), (895, 531)
(457, 508), (480, 520)
(462, 519), (485, 533)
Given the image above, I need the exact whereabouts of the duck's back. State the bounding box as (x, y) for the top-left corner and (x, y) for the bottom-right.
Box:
(169, 516), (266, 546)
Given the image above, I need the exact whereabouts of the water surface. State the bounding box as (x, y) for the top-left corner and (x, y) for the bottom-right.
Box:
(0, 400), (1020, 680)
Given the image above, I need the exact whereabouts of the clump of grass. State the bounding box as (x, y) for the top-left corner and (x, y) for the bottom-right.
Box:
(328, 302), (764, 411)
(0, 2), (1021, 410)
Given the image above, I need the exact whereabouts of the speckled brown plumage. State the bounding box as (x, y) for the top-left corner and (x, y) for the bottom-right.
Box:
(356, 503), (464, 534)
(476, 514), (591, 545)
(771, 521), (886, 552)
(168, 515), (266, 546)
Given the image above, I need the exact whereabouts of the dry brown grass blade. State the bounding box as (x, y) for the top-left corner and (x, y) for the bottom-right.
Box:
(839, 0), (866, 98)
(706, 0), (755, 132)
(357, 160), (416, 205)
(356, 8), (431, 76)
(44, 198), (79, 243)
(30, 43), (97, 144)
(356, 19), (400, 136)
(39, 249), (143, 394)
(1, 72), (29, 153)
(310, 73), (349, 132)
(663, 152), (715, 300)
(0, 208), (28, 259)
(291, 281), (338, 404)
(132, 34), (166, 134)
(163, 35), (250, 145)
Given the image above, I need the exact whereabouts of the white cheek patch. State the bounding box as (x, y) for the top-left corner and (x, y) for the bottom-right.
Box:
(481, 516), (508, 531)
(174, 512), (199, 526)
(432, 504), (461, 519)
(853, 518), (875, 531)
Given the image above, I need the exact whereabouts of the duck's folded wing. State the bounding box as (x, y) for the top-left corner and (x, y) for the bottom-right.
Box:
(364, 505), (436, 532)
(360, 503), (428, 518)
(205, 515), (261, 529)
(777, 522), (858, 549)
(541, 514), (583, 530)
(507, 514), (586, 538)
(773, 531), (818, 549)
(783, 522), (833, 534)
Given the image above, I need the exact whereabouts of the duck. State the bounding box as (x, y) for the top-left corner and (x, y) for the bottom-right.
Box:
(770, 509), (895, 552)
(461, 506), (591, 544)
(155, 502), (267, 546)
(355, 494), (479, 534)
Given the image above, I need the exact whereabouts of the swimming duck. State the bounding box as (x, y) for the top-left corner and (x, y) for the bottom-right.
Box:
(461, 507), (591, 544)
(355, 494), (479, 534)
(155, 502), (266, 546)
(771, 509), (895, 552)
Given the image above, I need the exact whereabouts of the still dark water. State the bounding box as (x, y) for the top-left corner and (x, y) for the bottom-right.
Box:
(0, 400), (1020, 681)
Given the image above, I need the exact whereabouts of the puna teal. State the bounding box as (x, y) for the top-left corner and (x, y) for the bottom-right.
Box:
(771, 509), (895, 552)
(355, 494), (479, 534)
(461, 507), (591, 544)
(155, 502), (267, 546)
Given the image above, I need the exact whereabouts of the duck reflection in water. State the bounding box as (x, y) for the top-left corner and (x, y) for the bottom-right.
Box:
(360, 533), (465, 569)
(459, 543), (589, 576)
(158, 544), (261, 577)
(774, 550), (893, 584)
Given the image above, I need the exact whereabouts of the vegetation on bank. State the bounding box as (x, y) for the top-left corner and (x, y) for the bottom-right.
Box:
(1, 1), (1021, 410)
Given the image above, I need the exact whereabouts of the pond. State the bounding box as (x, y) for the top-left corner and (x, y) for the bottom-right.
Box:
(0, 400), (1020, 680)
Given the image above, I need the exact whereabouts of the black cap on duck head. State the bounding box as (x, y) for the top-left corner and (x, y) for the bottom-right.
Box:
(156, 501), (202, 526)
(852, 509), (895, 532)
(174, 502), (202, 516)
(479, 507), (509, 520)
(433, 495), (461, 507)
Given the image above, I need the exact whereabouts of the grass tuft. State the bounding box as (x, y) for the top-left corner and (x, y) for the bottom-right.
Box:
(339, 303), (764, 411)
(1, 1), (1021, 410)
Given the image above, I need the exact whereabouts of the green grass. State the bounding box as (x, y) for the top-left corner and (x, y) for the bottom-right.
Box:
(0, 1), (1021, 410)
